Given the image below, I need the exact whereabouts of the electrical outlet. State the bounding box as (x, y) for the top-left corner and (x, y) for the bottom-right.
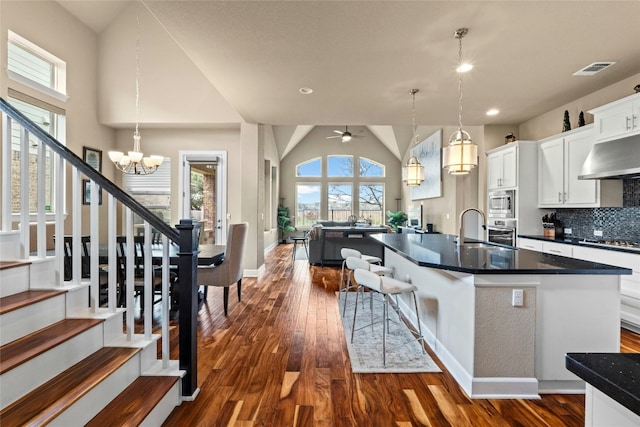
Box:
(594, 229), (603, 237)
(512, 289), (524, 307)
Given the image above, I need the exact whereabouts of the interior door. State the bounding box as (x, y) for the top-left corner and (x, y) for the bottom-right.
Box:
(180, 151), (226, 245)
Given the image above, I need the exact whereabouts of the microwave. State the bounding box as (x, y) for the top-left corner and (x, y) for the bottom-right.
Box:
(488, 190), (515, 218)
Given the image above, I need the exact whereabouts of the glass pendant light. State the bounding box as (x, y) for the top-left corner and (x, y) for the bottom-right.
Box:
(403, 89), (425, 186)
(442, 28), (478, 175)
(108, 2), (163, 175)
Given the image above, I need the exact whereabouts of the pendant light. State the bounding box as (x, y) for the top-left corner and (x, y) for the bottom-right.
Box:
(442, 28), (478, 175)
(402, 89), (425, 186)
(108, 2), (163, 175)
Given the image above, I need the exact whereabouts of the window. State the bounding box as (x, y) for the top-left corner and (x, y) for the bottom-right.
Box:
(359, 184), (384, 224)
(123, 158), (172, 224)
(296, 158), (321, 177)
(359, 158), (384, 177)
(8, 31), (67, 100)
(327, 155), (353, 177)
(9, 93), (66, 216)
(295, 183), (321, 226)
(327, 184), (352, 221)
(293, 156), (385, 226)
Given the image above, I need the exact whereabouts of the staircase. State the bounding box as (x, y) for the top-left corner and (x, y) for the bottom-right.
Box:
(0, 98), (201, 424)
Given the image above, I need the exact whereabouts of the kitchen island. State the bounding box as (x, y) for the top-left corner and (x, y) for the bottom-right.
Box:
(371, 233), (631, 399)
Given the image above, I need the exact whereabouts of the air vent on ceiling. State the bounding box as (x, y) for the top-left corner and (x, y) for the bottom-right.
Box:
(573, 62), (616, 76)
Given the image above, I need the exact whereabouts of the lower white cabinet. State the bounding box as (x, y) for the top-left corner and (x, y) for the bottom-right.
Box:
(542, 241), (573, 257)
(518, 237), (542, 252)
(573, 245), (640, 331)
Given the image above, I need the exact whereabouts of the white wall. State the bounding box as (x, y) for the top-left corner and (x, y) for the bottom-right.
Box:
(98, 3), (241, 126)
(279, 126), (402, 227)
(0, 0), (116, 239)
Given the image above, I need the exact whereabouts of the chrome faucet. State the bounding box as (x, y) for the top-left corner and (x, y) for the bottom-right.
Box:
(458, 208), (486, 246)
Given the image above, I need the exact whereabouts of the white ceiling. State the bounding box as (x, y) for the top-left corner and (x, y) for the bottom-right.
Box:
(58, 0), (640, 129)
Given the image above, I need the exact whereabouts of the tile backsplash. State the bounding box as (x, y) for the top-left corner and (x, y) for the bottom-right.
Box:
(554, 180), (640, 241)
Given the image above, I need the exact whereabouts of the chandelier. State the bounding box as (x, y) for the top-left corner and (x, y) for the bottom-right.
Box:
(442, 28), (478, 175)
(402, 89), (425, 186)
(108, 3), (163, 175)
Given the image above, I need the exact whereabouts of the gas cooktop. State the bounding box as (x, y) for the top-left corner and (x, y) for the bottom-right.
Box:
(580, 239), (640, 251)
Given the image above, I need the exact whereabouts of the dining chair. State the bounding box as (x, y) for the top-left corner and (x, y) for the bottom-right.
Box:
(198, 222), (248, 315)
(115, 235), (166, 309)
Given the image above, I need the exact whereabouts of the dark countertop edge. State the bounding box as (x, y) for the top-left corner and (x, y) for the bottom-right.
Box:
(566, 353), (640, 417)
(378, 238), (630, 276)
(519, 235), (640, 255)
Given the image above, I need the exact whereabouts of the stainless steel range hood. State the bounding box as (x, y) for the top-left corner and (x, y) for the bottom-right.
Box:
(579, 135), (640, 179)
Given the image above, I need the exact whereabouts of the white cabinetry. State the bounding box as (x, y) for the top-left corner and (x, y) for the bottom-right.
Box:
(590, 93), (640, 142)
(518, 237), (542, 252)
(542, 241), (573, 257)
(487, 145), (517, 189)
(538, 125), (621, 208)
(486, 141), (541, 235)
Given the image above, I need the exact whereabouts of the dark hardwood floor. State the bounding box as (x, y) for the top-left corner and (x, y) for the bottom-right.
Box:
(157, 243), (639, 426)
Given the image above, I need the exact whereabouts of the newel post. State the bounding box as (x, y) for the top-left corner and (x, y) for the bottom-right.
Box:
(176, 219), (199, 398)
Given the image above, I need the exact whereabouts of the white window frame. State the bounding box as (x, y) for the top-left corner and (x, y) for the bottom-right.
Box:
(8, 30), (68, 101)
(296, 157), (322, 177)
(327, 155), (354, 177)
(9, 92), (67, 222)
(295, 182), (321, 227)
(359, 157), (385, 177)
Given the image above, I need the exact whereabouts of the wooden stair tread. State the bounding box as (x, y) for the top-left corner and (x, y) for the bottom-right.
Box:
(0, 318), (104, 374)
(0, 347), (140, 426)
(0, 289), (67, 315)
(86, 376), (180, 427)
(0, 260), (30, 271)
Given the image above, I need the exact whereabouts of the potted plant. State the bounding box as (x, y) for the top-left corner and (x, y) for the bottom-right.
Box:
(386, 210), (408, 232)
(278, 205), (296, 243)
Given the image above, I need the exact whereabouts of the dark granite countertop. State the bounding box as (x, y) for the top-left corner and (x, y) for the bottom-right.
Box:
(566, 353), (640, 417)
(519, 235), (640, 255)
(371, 233), (632, 275)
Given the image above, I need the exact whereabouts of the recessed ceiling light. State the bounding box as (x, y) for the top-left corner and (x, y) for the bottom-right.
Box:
(456, 63), (473, 73)
(299, 87), (314, 95)
(486, 109), (499, 116)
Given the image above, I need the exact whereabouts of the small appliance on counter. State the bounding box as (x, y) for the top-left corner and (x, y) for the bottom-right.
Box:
(542, 213), (563, 239)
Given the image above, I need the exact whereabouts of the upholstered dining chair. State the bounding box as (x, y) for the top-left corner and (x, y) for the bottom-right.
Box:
(198, 222), (248, 315)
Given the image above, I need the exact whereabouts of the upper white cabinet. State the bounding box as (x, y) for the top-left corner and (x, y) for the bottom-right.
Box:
(487, 145), (517, 189)
(538, 125), (622, 208)
(590, 93), (640, 142)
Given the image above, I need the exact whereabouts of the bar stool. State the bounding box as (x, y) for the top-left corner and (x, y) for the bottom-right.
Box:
(339, 248), (382, 293)
(352, 268), (425, 367)
(291, 232), (309, 262)
(342, 256), (392, 316)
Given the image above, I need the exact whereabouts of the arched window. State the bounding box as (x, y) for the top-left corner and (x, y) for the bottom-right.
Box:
(359, 157), (384, 177)
(296, 157), (322, 177)
(327, 155), (353, 177)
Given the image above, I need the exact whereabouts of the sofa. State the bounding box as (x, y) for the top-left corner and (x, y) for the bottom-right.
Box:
(307, 222), (389, 266)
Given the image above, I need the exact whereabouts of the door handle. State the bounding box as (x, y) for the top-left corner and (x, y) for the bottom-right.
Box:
(558, 192), (562, 202)
(627, 116), (632, 131)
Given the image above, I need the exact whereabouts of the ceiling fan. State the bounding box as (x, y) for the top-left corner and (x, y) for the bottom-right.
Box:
(326, 126), (364, 143)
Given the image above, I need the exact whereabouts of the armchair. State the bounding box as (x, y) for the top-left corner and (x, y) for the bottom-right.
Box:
(198, 223), (248, 315)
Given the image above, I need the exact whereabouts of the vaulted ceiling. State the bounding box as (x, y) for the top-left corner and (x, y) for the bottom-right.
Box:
(58, 1), (640, 159)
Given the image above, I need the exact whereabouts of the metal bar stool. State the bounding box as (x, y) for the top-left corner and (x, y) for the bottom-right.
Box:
(291, 232), (309, 262)
(351, 268), (425, 367)
(339, 248), (382, 294)
(343, 256), (392, 316)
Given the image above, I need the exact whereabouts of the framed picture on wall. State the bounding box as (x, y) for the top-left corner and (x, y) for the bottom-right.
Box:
(82, 179), (102, 205)
(83, 146), (102, 172)
(410, 130), (442, 200)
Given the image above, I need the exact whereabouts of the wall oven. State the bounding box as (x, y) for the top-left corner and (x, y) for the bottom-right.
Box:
(488, 190), (515, 218)
(487, 218), (517, 247)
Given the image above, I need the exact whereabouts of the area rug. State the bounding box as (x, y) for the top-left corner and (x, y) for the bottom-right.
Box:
(338, 293), (441, 373)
